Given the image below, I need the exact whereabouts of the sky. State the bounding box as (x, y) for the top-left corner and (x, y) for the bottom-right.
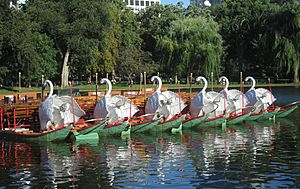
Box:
(161, 0), (190, 6)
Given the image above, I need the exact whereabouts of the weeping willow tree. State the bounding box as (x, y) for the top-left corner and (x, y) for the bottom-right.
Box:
(272, 1), (300, 83)
(156, 16), (223, 78)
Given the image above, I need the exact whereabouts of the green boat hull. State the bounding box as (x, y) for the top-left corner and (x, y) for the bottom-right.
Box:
(98, 121), (129, 136)
(75, 132), (99, 141)
(276, 105), (298, 118)
(131, 118), (162, 133)
(258, 108), (280, 120)
(0, 125), (72, 142)
(77, 119), (108, 135)
(152, 114), (186, 132)
(246, 112), (265, 121)
(200, 116), (226, 128)
(182, 115), (208, 129)
(227, 112), (252, 125)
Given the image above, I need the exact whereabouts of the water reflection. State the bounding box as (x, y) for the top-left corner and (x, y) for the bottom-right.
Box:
(0, 109), (299, 188)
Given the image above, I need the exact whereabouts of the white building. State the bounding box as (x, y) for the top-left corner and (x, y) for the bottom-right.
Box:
(123, 0), (160, 13)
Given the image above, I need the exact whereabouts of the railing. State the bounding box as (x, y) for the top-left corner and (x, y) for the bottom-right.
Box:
(0, 106), (38, 131)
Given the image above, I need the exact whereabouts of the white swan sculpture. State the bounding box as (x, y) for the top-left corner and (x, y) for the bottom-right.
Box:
(219, 76), (249, 114)
(38, 80), (85, 131)
(145, 76), (186, 120)
(245, 76), (276, 112)
(93, 78), (139, 124)
(190, 76), (218, 118)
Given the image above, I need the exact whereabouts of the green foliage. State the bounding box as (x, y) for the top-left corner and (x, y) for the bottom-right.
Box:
(0, 8), (57, 85)
(139, 4), (222, 78)
(272, 0), (300, 82)
(117, 8), (158, 80)
(118, 46), (158, 82)
(157, 17), (223, 78)
(0, 0), (299, 86)
(212, 0), (300, 82)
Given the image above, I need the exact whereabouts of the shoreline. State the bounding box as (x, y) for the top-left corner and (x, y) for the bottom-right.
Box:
(1, 82), (299, 95)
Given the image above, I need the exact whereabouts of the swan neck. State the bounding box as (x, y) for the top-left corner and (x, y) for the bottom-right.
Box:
(250, 78), (256, 90)
(152, 76), (162, 93)
(44, 80), (53, 100)
(245, 76), (256, 91)
(101, 78), (112, 96)
(197, 76), (208, 94)
(221, 76), (229, 91)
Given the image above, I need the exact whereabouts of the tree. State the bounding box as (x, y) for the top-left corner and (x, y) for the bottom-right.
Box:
(27, 0), (123, 87)
(271, 1), (300, 83)
(0, 4), (57, 86)
(118, 46), (158, 83)
(157, 17), (223, 78)
(139, 3), (223, 78)
(212, 0), (279, 80)
(117, 8), (158, 83)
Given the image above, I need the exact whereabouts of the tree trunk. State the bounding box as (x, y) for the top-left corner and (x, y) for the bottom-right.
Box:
(293, 63), (299, 83)
(61, 49), (70, 88)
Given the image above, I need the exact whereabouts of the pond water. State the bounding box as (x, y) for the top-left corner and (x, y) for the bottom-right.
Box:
(0, 87), (300, 188)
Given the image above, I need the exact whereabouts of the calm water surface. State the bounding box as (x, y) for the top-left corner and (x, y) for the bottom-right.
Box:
(0, 87), (300, 188)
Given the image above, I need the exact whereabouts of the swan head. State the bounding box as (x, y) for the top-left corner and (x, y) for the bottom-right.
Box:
(218, 76), (229, 91)
(100, 78), (108, 84)
(42, 80), (54, 99)
(245, 76), (255, 82)
(100, 78), (112, 96)
(196, 76), (207, 94)
(151, 76), (162, 93)
(218, 76), (228, 84)
(196, 76), (206, 83)
(245, 76), (256, 90)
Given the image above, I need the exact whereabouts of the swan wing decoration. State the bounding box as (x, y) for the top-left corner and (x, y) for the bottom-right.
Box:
(145, 92), (166, 116)
(108, 95), (139, 121)
(162, 91), (186, 119)
(58, 96), (85, 124)
(206, 91), (225, 117)
(255, 88), (276, 110)
(94, 78), (139, 124)
(206, 91), (221, 102)
(227, 89), (249, 114)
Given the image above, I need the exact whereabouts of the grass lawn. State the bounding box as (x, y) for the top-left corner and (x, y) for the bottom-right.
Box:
(0, 82), (299, 95)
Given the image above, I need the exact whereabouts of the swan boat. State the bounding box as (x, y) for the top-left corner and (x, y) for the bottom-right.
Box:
(92, 78), (139, 136)
(217, 76), (252, 125)
(91, 77), (185, 136)
(244, 76), (283, 121)
(0, 125), (73, 142)
(0, 80), (83, 142)
(144, 76), (187, 133)
(187, 76), (250, 128)
(183, 76), (218, 129)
